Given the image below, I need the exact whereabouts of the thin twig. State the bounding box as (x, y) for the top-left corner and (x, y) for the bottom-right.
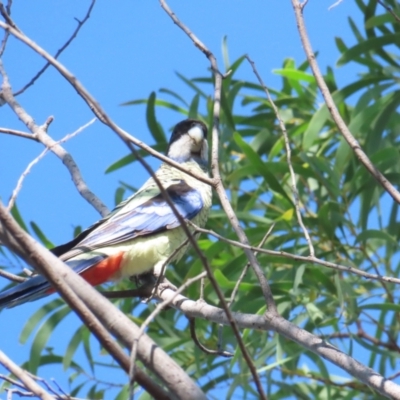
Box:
(279, 367), (368, 393)
(0, 373), (28, 391)
(0, 268), (26, 283)
(0, 203), (171, 400)
(0, 127), (37, 140)
(228, 224), (275, 308)
(328, 0), (344, 11)
(300, 0), (309, 11)
(188, 222), (400, 285)
(245, 55), (315, 257)
(147, 238), (190, 302)
(0, 59), (109, 217)
(0, 0), (12, 57)
(159, 3), (268, 399)
(0, 351), (54, 400)
(377, 0), (400, 23)
(6, 118), (96, 211)
(0, 19), (214, 187)
(129, 272), (207, 399)
(155, 285), (400, 399)
(199, 276), (205, 300)
(188, 317), (233, 357)
(216, 226), (274, 352)
(291, 0), (400, 205)
(13, 0), (97, 96)
(161, 2), (276, 318)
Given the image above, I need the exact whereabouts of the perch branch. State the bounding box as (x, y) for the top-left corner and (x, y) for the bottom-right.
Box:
(291, 0), (400, 205)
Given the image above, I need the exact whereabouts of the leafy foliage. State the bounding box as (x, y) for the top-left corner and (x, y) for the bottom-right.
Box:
(1, 0), (400, 398)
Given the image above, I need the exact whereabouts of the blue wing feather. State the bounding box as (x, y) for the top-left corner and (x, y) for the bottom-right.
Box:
(78, 180), (203, 248)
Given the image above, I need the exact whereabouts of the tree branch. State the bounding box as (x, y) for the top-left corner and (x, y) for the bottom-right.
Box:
(159, 3), (268, 399)
(0, 201), (206, 400)
(0, 18), (214, 188)
(157, 286), (400, 400)
(10, 0), (97, 96)
(0, 127), (36, 140)
(159, 1), (277, 320)
(291, 0), (400, 205)
(0, 351), (54, 400)
(190, 222), (400, 285)
(245, 55), (315, 257)
(7, 118), (96, 211)
(0, 59), (109, 217)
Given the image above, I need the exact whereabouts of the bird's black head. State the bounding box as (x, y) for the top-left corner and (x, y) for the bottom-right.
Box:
(166, 119), (209, 166)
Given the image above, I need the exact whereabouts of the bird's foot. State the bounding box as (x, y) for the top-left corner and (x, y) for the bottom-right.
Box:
(132, 273), (177, 303)
(157, 277), (178, 293)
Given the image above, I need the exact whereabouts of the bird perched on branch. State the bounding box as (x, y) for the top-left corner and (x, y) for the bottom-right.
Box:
(0, 119), (212, 308)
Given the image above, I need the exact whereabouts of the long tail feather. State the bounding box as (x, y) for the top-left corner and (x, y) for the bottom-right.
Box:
(0, 254), (107, 309)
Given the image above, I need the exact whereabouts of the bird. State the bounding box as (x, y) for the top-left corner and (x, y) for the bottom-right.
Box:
(0, 119), (212, 309)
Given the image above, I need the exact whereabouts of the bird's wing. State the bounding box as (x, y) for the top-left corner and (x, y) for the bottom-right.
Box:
(57, 178), (204, 260)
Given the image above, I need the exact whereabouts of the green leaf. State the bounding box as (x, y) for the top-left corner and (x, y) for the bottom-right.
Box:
(233, 132), (292, 204)
(30, 222), (54, 249)
(159, 87), (188, 106)
(63, 325), (87, 370)
(356, 230), (397, 245)
(176, 72), (208, 98)
(214, 270), (254, 291)
(365, 14), (395, 29)
(303, 76), (391, 149)
(114, 187), (125, 206)
(10, 203), (29, 232)
(105, 143), (166, 173)
(273, 68), (315, 83)
(188, 94), (200, 119)
(146, 92), (166, 143)
(29, 305), (71, 373)
(338, 33), (400, 65)
(20, 298), (65, 344)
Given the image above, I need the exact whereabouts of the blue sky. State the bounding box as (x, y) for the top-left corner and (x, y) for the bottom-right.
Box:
(0, 0), (365, 398)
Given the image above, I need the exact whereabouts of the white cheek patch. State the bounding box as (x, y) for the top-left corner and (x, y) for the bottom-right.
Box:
(188, 125), (204, 144)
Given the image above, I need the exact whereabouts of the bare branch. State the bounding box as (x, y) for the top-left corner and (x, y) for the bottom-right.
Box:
(228, 225), (275, 308)
(0, 268), (26, 283)
(129, 272), (208, 398)
(291, 0), (400, 205)
(157, 286), (400, 400)
(0, 1), (12, 57)
(148, 238), (190, 302)
(0, 127), (37, 140)
(12, 0), (97, 96)
(246, 55), (315, 257)
(188, 317), (233, 358)
(7, 119), (96, 211)
(328, 0), (344, 11)
(159, 2), (276, 319)
(0, 19), (214, 187)
(0, 59), (109, 217)
(377, 0), (400, 23)
(0, 350), (54, 400)
(159, 3), (268, 398)
(0, 202), (206, 400)
(190, 222), (400, 285)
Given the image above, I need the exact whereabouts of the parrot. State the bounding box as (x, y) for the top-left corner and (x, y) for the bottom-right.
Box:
(0, 119), (212, 309)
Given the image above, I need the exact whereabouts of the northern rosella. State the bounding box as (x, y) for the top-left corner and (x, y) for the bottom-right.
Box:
(0, 119), (211, 308)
